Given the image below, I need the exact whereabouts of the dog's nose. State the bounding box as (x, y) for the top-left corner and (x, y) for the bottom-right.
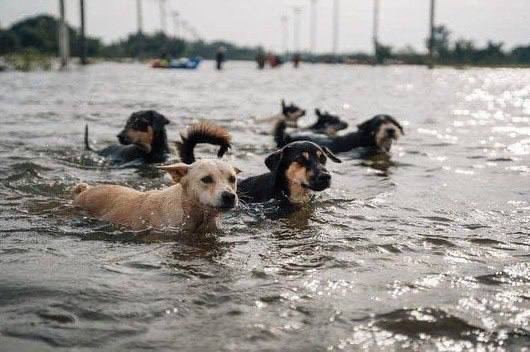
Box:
(221, 192), (236, 207)
(317, 173), (331, 184)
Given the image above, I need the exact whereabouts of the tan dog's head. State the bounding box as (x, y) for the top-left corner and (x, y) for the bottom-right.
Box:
(160, 160), (240, 210)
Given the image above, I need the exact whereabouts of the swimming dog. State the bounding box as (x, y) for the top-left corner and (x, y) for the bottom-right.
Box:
(73, 123), (239, 232)
(275, 114), (404, 154)
(255, 100), (306, 128)
(305, 109), (348, 135)
(237, 141), (341, 206)
(84, 110), (171, 165)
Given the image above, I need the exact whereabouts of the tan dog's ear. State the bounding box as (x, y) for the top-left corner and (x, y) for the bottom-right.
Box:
(158, 163), (189, 183)
(233, 166), (242, 174)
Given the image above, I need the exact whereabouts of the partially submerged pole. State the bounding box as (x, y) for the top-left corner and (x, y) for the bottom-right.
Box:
(292, 6), (302, 53)
(58, 0), (69, 69)
(281, 16), (289, 55)
(372, 0), (380, 63)
(332, 0), (339, 55)
(159, 0), (167, 33)
(310, 0), (317, 54)
(79, 0), (87, 65)
(428, 0), (436, 69)
(136, 0), (143, 34)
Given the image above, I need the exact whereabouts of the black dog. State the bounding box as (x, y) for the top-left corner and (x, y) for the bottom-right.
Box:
(257, 100), (306, 128)
(305, 109), (348, 135)
(84, 110), (170, 165)
(275, 114), (404, 154)
(238, 141), (341, 205)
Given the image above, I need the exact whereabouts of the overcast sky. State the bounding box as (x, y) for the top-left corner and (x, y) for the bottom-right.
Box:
(1, 0), (529, 53)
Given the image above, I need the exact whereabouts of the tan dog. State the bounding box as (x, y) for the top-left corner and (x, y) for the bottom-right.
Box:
(73, 123), (239, 232)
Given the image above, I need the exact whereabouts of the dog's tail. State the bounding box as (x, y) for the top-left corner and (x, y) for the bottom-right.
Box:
(273, 120), (290, 148)
(176, 122), (232, 164)
(72, 183), (89, 198)
(84, 125), (94, 151)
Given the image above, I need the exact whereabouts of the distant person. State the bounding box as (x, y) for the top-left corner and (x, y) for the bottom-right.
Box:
(256, 50), (266, 70)
(267, 53), (282, 68)
(216, 46), (226, 70)
(293, 53), (301, 68)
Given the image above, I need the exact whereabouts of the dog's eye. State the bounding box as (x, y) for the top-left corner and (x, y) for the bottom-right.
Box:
(201, 175), (214, 184)
(228, 175), (236, 184)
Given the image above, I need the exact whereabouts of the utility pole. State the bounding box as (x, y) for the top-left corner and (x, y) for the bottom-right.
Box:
(428, 0), (436, 69)
(58, 0), (69, 69)
(136, 0), (143, 34)
(159, 0), (167, 34)
(332, 0), (339, 55)
(79, 0), (87, 65)
(292, 6), (302, 53)
(172, 11), (180, 39)
(310, 0), (317, 53)
(372, 0), (379, 61)
(281, 16), (289, 55)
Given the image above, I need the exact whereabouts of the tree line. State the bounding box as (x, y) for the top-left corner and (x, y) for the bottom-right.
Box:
(1, 15), (529, 66)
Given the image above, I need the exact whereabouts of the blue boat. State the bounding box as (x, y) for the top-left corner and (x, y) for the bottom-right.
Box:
(152, 57), (201, 69)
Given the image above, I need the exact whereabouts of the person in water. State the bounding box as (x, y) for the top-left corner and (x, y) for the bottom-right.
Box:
(216, 46), (226, 70)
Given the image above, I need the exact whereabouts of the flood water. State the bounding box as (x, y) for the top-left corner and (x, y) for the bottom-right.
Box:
(0, 61), (528, 351)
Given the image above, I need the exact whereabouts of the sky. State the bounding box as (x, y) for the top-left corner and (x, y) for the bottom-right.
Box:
(1, 0), (529, 53)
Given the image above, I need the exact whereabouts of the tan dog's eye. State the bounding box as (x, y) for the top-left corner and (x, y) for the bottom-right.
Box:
(201, 175), (214, 184)
(228, 175), (236, 184)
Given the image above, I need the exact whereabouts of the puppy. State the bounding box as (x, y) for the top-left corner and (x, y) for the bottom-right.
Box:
(255, 99), (306, 128)
(275, 114), (404, 154)
(238, 141), (341, 206)
(305, 109), (348, 135)
(84, 110), (171, 165)
(73, 123), (239, 232)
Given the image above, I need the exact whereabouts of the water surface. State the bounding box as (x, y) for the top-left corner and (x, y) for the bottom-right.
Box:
(0, 62), (529, 351)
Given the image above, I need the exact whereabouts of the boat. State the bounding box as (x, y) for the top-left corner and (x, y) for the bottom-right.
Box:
(151, 57), (202, 70)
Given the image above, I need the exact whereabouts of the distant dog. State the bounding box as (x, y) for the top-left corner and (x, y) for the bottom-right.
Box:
(256, 99), (306, 128)
(304, 109), (348, 135)
(84, 110), (170, 165)
(73, 123), (239, 232)
(237, 141), (341, 206)
(275, 114), (404, 154)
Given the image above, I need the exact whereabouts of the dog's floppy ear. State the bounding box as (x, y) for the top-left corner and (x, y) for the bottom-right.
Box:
(265, 149), (283, 171)
(386, 115), (404, 135)
(322, 146), (342, 163)
(158, 163), (189, 183)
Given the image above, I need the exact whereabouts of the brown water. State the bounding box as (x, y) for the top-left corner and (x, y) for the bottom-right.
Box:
(0, 62), (529, 351)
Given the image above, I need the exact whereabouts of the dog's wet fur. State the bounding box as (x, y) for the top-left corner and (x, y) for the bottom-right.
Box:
(306, 109), (348, 135)
(84, 110), (170, 165)
(275, 114), (404, 154)
(238, 141), (341, 205)
(176, 122), (232, 164)
(73, 122), (239, 232)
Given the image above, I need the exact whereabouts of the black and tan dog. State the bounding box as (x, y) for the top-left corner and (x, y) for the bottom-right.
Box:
(255, 100), (306, 128)
(305, 109), (348, 135)
(275, 114), (404, 154)
(237, 141), (341, 206)
(176, 123), (341, 207)
(84, 110), (171, 165)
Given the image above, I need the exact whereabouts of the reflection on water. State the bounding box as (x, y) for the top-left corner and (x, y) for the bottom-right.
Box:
(0, 62), (529, 351)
